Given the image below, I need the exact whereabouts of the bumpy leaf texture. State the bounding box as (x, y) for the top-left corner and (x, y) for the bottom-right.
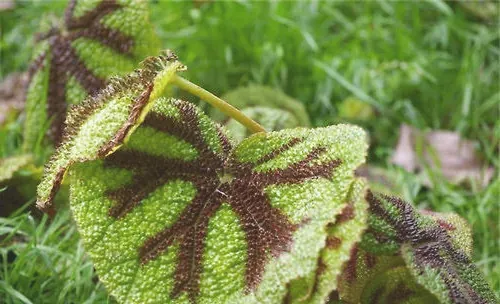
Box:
(36, 52), (496, 303)
(211, 85), (311, 142)
(36, 53), (369, 303)
(284, 179), (368, 304)
(36, 51), (185, 213)
(23, 0), (159, 151)
(335, 191), (497, 304)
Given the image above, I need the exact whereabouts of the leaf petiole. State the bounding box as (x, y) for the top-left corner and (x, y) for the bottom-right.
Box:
(171, 75), (266, 134)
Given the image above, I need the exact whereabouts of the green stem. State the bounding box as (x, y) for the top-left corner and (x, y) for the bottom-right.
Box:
(171, 75), (266, 134)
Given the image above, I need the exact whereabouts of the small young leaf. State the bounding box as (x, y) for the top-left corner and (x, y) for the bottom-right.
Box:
(23, 0), (159, 150)
(356, 191), (497, 304)
(226, 107), (303, 142)
(212, 85), (311, 141)
(212, 85), (311, 126)
(337, 96), (374, 122)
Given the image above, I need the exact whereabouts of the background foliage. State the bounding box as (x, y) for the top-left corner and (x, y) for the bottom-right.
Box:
(0, 0), (498, 302)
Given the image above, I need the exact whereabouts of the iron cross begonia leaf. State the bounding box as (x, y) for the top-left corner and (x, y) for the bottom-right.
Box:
(36, 68), (368, 303)
(34, 50), (368, 303)
(36, 51), (185, 213)
(66, 96), (367, 304)
(345, 191), (497, 304)
(23, 0), (159, 150)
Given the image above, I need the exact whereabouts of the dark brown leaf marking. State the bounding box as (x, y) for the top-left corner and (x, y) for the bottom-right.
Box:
(327, 290), (340, 302)
(365, 190), (494, 304)
(344, 245), (358, 283)
(97, 83), (154, 157)
(282, 283), (292, 304)
(311, 257), (327, 295)
(27, 0), (134, 144)
(386, 282), (414, 303)
(104, 101), (342, 302)
(325, 236), (342, 249)
(364, 252), (376, 269)
(65, 0), (121, 30)
(335, 203), (355, 224)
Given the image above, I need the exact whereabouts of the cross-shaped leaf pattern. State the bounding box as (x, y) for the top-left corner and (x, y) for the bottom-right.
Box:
(68, 96), (367, 303)
(35, 52), (496, 304)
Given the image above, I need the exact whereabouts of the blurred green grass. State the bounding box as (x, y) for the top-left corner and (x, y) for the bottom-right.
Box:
(0, 0), (498, 302)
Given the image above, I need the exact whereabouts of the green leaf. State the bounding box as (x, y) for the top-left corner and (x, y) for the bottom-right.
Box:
(337, 97), (374, 122)
(36, 51), (185, 213)
(37, 62), (368, 302)
(336, 249), (438, 304)
(23, 0), (160, 151)
(212, 85), (311, 142)
(67, 97), (366, 303)
(225, 107), (303, 143)
(354, 191), (497, 304)
(284, 178), (368, 303)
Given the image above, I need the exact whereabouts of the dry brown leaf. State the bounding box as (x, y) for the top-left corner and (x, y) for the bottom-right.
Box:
(391, 124), (494, 189)
(390, 124), (417, 171)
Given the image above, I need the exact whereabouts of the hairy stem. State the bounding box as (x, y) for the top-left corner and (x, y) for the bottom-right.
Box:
(171, 75), (266, 134)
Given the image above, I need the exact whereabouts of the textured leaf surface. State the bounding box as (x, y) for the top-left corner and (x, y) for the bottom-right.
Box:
(355, 191), (497, 304)
(23, 0), (159, 150)
(36, 52), (184, 212)
(284, 179), (368, 304)
(212, 85), (310, 142)
(335, 249), (438, 304)
(58, 95), (368, 303)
